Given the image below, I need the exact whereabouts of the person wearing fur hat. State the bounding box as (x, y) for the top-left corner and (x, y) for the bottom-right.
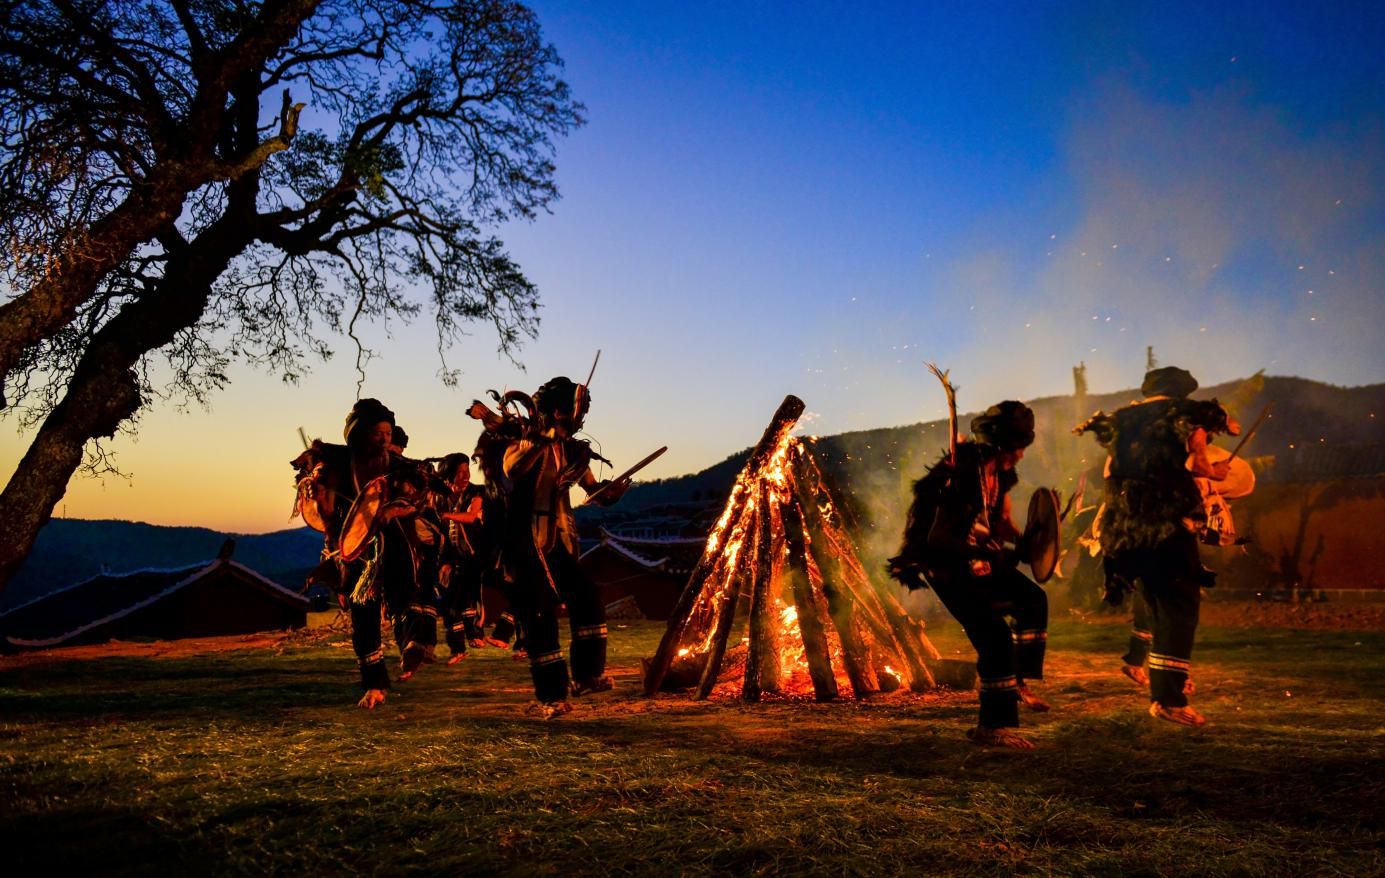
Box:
(501, 376), (627, 717)
(1075, 367), (1239, 727)
(289, 399), (440, 708)
(891, 400), (1050, 750)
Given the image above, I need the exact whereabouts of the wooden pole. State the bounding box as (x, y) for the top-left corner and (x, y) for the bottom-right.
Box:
(793, 447), (936, 691)
(805, 547), (875, 699)
(740, 502), (781, 702)
(695, 486), (761, 699)
(644, 395), (806, 695)
(782, 491), (839, 702)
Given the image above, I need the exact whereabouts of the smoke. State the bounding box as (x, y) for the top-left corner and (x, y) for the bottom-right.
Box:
(957, 80), (1385, 396)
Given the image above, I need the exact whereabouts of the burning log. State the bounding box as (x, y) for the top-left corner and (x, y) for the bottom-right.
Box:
(644, 395), (806, 695)
(792, 447), (937, 691)
(694, 484), (762, 699)
(741, 499), (784, 701)
(645, 393), (940, 702)
(781, 493), (839, 702)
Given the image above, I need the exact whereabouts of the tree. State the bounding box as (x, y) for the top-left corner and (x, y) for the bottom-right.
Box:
(0, 0), (584, 592)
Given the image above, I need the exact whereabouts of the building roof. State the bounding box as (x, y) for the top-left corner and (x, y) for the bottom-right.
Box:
(0, 558), (307, 649)
(581, 528), (708, 575)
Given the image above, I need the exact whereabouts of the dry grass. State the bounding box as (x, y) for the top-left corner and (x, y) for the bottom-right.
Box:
(1, 615), (1382, 877)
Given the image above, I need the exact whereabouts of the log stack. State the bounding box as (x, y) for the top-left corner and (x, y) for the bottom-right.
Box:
(643, 395), (940, 701)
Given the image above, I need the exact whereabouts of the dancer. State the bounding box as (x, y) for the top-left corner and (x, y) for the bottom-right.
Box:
(503, 376), (626, 717)
(1075, 366), (1238, 726)
(437, 452), (487, 661)
(891, 401), (1049, 750)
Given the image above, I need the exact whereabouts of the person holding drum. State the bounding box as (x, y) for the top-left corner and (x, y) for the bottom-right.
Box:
(1075, 366), (1239, 727)
(893, 401), (1051, 750)
(502, 376), (627, 718)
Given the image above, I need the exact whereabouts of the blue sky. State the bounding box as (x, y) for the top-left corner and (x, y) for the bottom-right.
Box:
(5, 1), (1383, 531)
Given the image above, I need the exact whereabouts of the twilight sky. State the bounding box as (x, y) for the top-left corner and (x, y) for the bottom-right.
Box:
(3, 0), (1383, 533)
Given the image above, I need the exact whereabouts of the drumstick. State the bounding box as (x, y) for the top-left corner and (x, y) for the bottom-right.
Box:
(584, 349), (601, 389)
(578, 446), (667, 506)
(1226, 404), (1272, 462)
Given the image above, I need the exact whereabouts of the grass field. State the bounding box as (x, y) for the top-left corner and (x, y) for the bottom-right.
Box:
(2, 615), (1382, 876)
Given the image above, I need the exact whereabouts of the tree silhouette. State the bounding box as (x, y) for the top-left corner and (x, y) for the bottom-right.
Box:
(0, 0), (583, 591)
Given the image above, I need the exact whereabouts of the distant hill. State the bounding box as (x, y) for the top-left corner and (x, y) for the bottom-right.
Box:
(2, 520), (322, 612)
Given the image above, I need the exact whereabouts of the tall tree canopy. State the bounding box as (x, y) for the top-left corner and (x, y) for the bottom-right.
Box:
(0, 0), (584, 590)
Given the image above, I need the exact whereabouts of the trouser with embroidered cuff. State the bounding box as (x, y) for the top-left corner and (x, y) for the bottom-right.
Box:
(1122, 591), (1154, 668)
(348, 597), (390, 691)
(930, 565), (1047, 729)
(1111, 531), (1203, 708)
(338, 555), (391, 691)
(515, 548), (608, 702)
(393, 601), (438, 657)
(443, 557), (485, 653)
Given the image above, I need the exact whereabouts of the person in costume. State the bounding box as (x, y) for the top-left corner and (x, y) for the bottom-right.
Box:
(1075, 366), (1238, 727)
(436, 452), (488, 661)
(288, 400), (437, 708)
(502, 376), (626, 717)
(890, 401), (1050, 750)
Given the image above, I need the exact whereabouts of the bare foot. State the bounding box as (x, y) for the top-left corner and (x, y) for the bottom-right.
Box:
(357, 689), (387, 710)
(1018, 684), (1050, 712)
(511, 649), (529, 662)
(967, 726), (1034, 750)
(468, 637), (487, 649)
(526, 700), (572, 720)
(572, 676), (614, 697)
(1121, 664), (1149, 687)
(1183, 677), (1196, 695)
(484, 637), (510, 649)
(447, 653), (467, 665)
(1149, 702), (1207, 727)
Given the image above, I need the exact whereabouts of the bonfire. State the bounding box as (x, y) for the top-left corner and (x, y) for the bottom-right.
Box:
(644, 395), (941, 701)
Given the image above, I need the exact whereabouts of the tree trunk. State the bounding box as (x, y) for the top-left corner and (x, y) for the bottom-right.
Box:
(0, 195), (258, 594)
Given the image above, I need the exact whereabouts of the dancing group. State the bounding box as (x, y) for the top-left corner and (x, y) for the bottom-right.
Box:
(291, 361), (1242, 746)
(889, 364), (1242, 748)
(291, 375), (626, 718)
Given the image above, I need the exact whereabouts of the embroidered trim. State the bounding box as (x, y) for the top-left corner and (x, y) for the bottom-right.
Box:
(1132, 629), (1154, 641)
(359, 648), (385, 666)
(449, 622), (467, 632)
(1012, 630), (1047, 643)
(531, 650), (565, 667)
(500, 612), (515, 623)
(1148, 653), (1191, 673)
(574, 624), (608, 639)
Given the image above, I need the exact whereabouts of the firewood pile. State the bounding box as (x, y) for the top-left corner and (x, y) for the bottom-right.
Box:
(644, 395), (942, 701)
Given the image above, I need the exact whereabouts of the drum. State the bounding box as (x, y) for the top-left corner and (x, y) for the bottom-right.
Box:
(1022, 487), (1062, 584)
(295, 478), (330, 533)
(1189, 445), (1256, 499)
(340, 476), (388, 562)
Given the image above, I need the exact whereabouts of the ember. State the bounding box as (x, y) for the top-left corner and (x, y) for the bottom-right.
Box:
(644, 395), (941, 702)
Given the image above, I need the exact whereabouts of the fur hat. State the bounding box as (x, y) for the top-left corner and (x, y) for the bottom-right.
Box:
(970, 400), (1036, 451)
(343, 398), (395, 445)
(1141, 366), (1198, 399)
(533, 376), (589, 421)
